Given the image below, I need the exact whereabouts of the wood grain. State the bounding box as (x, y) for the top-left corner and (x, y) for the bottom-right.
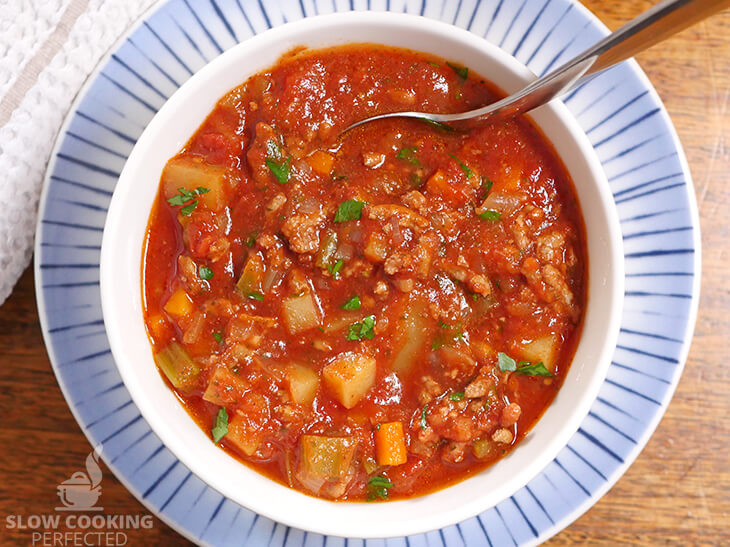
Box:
(1, 2), (728, 545)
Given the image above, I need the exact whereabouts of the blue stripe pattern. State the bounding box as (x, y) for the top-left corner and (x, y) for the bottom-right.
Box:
(35, 0), (698, 545)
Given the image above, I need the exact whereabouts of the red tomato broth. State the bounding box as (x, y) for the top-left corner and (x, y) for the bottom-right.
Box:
(141, 44), (587, 501)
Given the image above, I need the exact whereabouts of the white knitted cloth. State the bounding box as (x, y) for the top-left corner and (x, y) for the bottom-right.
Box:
(0, 0), (156, 306)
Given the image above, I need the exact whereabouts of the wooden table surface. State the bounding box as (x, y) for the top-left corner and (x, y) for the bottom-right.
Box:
(1, 1), (728, 545)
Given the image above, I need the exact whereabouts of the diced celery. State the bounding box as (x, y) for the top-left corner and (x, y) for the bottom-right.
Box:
(153, 342), (200, 393)
(391, 296), (431, 374)
(316, 231), (338, 269)
(236, 252), (265, 295)
(296, 435), (357, 498)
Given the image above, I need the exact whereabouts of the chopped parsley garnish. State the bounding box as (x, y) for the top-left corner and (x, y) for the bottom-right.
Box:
(328, 259), (344, 279)
(426, 61), (440, 67)
(265, 157), (291, 184)
(366, 475), (394, 501)
(515, 361), (554, 377)
(211, 408), (228, 444)
(420, 406), (428, 429)
(167, 186), (210, 216)
(198, 265), (214, 281)
(334, 199), (365, 222)
(478, 209), (502, 221)
(420, 118), (455, 132)
(265, 139), (291, 184)
(346, 315), (376, 341)
(446, 61), (469, 81)
(213, 332), (223, 344)
(332, 173), (349, 181)
(498, 351), (554, 377)
(396, 146), (421, 166)
(448, 154), (473, 179)
(245, 232), (258, 247)
(449, 392), (465, 401)
(246, 291), (265, 301)
(409, 173), (423, 187)
(498, 352), (517, 372)
(481, 177), (494, 197)
(342, 295), (361, 310)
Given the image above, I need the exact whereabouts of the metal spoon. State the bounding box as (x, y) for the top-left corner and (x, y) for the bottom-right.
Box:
(347, 0), (730, 131)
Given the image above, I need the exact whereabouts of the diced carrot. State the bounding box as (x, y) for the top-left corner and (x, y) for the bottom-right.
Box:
(163, 288), (194, 318)
(375, 421), (407, 466)
(306, 150), (334, 176)
(146, 313), (170, 341)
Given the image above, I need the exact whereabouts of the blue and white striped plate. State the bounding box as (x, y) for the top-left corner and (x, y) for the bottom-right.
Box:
(35, 0), (700, 545)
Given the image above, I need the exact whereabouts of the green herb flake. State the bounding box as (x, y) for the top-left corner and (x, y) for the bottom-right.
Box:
(478, 209), (502, 221)
(213, 332), (223, 344)
(332, 173), (349, 181)
(342, 295), (361, 311)
(245, 232), (258, 247)
(246, 291), (265, 301)
(211, 407), (229, 444)
(449, 392), (465, 401)
(366, 474), (394, 501)
(396, 146), (421, 166)
(515, 361), (554, 377)
(179, 200), (196, 216)
(346, 315), (376, 341)
(471, 293), (480, 301)
(198, 265), (214, 281)
(409, 173), (423, 188)
(420, 406), (428, 429)
(328, 259), (345, 279)
(448, 154), (473, 179)
(167, 186), (210, 216)
(482, 177), (494, 196)
(334, 200), (365, 223)
(446, 61), (469, 81)
(431, 338), (444, 350)
(498, 352), (517, 372)
(420, 118), (455, 132)
(265, 157), (291, 185)
(426, 61), (440, 68)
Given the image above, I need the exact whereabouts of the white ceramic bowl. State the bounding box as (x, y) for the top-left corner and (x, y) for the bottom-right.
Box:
(101, 11), (623, 539)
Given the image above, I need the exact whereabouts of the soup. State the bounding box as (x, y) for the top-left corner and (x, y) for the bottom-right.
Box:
(142, 44), (586, 501)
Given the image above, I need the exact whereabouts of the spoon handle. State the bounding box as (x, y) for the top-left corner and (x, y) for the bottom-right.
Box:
(587, 0), (730, 75)
(457, 0), (730, 124)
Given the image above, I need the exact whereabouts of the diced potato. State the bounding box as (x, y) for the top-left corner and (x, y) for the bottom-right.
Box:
(226, 410), (263, 456)
(281, 292), (321, 334)
(296, 435), (357, 498)
(391, 296), (431, 374)
(284, 364), (319, 405)
(322, 352), (376, 409)
(153, 342), (199, 393)
(521, 334), (558, 371)
(202, 366), (248, 406)
(236, 252), (265, 295)
(306, 150), (334, 176)
(163, 288), (194, 318)
(375, 422), (407, 466)
(161, 156), (228, 211)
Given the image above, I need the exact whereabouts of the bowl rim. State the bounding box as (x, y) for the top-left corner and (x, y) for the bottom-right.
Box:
(100, 11), (624, 538)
